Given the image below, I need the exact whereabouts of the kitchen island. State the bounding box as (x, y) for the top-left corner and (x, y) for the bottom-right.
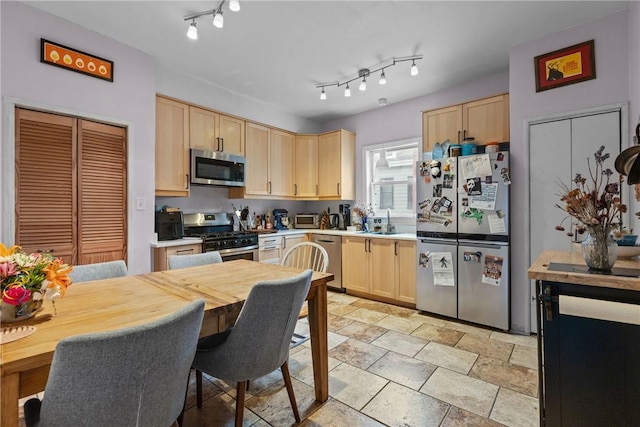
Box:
(528, 250), (640, 427)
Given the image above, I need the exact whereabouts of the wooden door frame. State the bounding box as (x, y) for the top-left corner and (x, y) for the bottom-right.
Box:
(2, 97), (133, 266)
(524, 102), (629, 334)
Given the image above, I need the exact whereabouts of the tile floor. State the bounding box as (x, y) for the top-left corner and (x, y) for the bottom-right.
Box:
(19, 291), (540, 427)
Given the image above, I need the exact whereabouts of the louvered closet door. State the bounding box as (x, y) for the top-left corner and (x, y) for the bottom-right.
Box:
(15, 109), (77, 264)
(78, 120), (127, 264)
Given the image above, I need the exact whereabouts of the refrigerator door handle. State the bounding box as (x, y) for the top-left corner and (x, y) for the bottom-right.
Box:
(458, 241), (504, 250)
(419, 238), (457, 245)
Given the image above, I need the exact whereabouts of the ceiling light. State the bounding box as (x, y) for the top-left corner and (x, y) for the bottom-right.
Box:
(410, 60), (419, 76)
(187, 20), (198, 40)
(213, 11), (224, 28)
(184, 1), (238, 39)
(378, 98), (387, 107)
(379, 69), (387, 85)
(229, 0), (240, 12)
(314, 55), (422, 102)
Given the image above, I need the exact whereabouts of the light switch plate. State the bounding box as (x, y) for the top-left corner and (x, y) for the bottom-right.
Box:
(135, 197), (146, 211)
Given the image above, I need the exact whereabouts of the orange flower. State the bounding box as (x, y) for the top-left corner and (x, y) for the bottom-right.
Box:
(44, 259), (73, 296)
(0, 243), (20, 257)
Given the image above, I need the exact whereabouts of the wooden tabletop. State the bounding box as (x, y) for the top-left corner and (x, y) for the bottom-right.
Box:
(528, 250), (640, 291)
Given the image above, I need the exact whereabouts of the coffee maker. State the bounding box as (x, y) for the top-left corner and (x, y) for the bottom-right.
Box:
(339, 204), (351, 230)
(273, 209), (289, 230)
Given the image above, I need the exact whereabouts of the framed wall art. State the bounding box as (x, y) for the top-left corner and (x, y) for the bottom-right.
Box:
(534, 39), (595, 92)
(41, 38), (114, 82)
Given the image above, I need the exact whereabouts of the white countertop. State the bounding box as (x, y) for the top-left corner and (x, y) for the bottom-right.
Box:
(150, 237), (203, 248)
(263, 228), (417, 241)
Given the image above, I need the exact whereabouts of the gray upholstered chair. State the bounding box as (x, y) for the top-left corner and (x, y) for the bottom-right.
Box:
(281, 242), (328, 347)
(190, 269), (313, 427)
(168, 251), (222, 270)
(69, 260), (128, 283)
(23, 299), (205, 427)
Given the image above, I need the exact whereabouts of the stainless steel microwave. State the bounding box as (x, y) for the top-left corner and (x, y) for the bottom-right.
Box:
(190, 149), (245, 187)
(294, 214), (320, 229)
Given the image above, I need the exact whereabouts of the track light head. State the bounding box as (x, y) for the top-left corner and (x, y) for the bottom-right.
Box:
(410, 60), (419, 76)
(344, 84), (351, 97)
(213, 10), (224, 28)
(229, 0), (240, 12)
(379, 69), (387, 85)
(187, 20), (198, 40)
(320, 87), (327, 100)
(359, 77), (367, 91)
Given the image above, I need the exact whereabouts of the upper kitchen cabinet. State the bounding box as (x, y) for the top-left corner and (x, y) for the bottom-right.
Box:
(318, 129), (355, 200)
(422, 94), (509, 151)
(243, 122), (270, 196)
(295, 134), (319, 198)
(189, 106), (245, 156)
(156, 96), (190, 196)
(269, 129), (296, 196)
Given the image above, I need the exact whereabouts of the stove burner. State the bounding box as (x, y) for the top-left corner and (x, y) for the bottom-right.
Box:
(185, 230), (259, 252)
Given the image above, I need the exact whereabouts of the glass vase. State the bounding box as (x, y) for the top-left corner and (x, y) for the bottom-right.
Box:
(581, 227), (618, 271)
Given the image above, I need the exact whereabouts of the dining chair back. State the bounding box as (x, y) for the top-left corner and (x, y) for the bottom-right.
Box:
(168, 251), (222, 270)
(281, 242), (329, 273)
(24, 299), (205, 427)
(190, 269), (313, 427)
(69, 260), (128, 283)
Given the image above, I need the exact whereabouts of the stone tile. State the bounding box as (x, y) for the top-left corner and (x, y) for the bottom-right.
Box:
(421, 368), (499, 418)
(455, 334), (514, 362)
(327, 293), (360, 305)
(413, 312), (448, 327)
(510, 344), (539, 371)
(289, 346), (343, 386)
(246, 377), (320, 427)
(372, 330), (428, 357)
(441, 406), (505, 427)
(444, 320), (493, 338)
(182, 390), (263, 427)
(326, 312), (355, 332)
(367, 351), (437, 390)
(415, 342), (478, 374)
(336, 320), (388, 343)
(329, 338), (388, 370)
(412, 323), (465, 346)
(328, 363), (389, 410)
(301, 330), (348, 350)
(209, 369), (283, 399)
(375, 313), (424, 334)
(299, 398), (386, 427)
(362, 382), (450, 426)
(185, 369), (223, 410)
(327, 301), (359, 317)
(490, 387), (540, 427)
(490, 331), (537, 348)
(351, 299), (418, 318)
(470, 355), (538, 398)
(344, 307), (389, 324)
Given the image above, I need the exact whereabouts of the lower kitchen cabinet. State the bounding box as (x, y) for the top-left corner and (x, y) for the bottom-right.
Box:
(258, 234), (282, 264)
(281, 233), (307, 255)
(153, 243), (202, 272)
(342, 236), (416, 305)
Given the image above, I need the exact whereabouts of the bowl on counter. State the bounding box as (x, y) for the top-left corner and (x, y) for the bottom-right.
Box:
(614, 234), (638, 246)
(574, 242), (640, 258)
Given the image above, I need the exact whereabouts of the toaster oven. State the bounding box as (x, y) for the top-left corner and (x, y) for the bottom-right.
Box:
(294, 214), (319, 229)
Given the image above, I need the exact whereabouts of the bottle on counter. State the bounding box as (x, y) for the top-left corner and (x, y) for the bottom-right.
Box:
(266, 214), (272, 229)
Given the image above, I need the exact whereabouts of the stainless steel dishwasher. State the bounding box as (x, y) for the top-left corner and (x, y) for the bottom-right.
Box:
(311, 234), (343, 291)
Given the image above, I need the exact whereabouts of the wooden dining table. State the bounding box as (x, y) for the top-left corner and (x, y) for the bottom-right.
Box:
(0, 259), (333, 427)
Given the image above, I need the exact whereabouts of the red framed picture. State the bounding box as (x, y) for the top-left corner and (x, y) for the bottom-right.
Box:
(534, 40), (595, 92)
(41, 39), (114, 82)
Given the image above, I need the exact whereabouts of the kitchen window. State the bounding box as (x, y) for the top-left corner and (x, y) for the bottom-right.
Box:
(363, 139), (419, 219)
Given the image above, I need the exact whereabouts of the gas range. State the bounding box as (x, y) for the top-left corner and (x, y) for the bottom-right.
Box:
(182, 212), (259, 256)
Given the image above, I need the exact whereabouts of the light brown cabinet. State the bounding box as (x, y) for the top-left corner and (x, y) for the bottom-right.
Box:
(295, 134), (319, 198)
(156, 96), (190, 196)
(422, 94), (509, 152)
(153, 243), (202, 272)
(269, 129), (296, 197)
(258, 234), (282, 264)
(189, 106), (245, 156)
(318, 130), (355, 200)
(342, 236), (416, 305)
(15, 108), (127, 266)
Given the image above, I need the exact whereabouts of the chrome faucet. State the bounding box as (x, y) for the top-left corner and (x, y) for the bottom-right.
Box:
(386, 209), (395, 233)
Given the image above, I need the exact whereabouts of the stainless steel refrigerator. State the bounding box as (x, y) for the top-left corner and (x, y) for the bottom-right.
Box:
(416, 151), (510, 330)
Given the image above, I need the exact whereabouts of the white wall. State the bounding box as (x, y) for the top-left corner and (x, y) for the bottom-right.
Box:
(630, 2), (640, 140)
(1, 1), (156, 274)
(509, 9), (631, 333)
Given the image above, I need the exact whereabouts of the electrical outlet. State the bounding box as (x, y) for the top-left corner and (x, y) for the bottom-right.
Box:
(135, 197), (146, 211)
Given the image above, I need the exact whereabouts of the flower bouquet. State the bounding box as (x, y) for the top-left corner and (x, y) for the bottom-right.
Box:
(1, 244), (73, 322)
(555, 146), (627, 270)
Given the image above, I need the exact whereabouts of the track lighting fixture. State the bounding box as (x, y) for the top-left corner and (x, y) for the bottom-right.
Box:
(187, 20), (198, 40)
(315, 54), (422, 101)
(410, 60), (419, 76)
(379, 69), (387, 85)
(184, 0), (240, 39)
